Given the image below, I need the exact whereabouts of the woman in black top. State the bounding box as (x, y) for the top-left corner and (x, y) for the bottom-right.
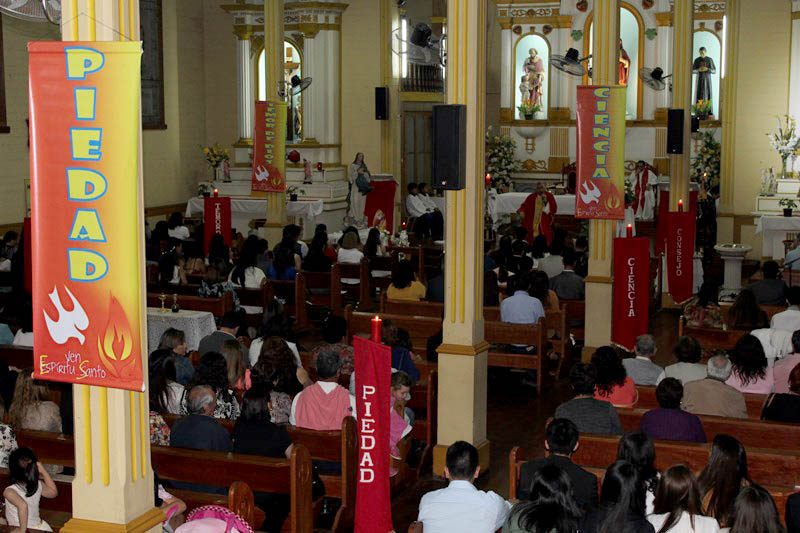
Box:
(301, 232), (333, 273)
(580, 460), (655, 533)
(761, 361), (800, 423)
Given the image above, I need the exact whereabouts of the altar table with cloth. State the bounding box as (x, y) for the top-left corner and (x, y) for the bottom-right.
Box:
(147, 308), (217, 354)
(186, 196), (323, 237)
(755, 215), (800, 260)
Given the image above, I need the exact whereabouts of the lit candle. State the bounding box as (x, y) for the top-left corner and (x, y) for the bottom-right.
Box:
(371, 315), (383, 343)
(213, 188), (219, 198)
(317, 162), (323, 172)
(402, 221), (407, 230)
(678, 198), (684, 212)
(485, 173), (491, 187)
(626, 224), (632, 238)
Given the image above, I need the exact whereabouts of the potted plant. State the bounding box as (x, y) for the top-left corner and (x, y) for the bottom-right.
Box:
(517, 100), (541, 120)
(691, 100), (712, 120)
(780, 198), (797, 217)
(196, 182), (213, 198)
(286, 186), (305, 202)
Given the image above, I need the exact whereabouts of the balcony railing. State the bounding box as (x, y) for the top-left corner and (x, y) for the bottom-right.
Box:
(401, 63), (444, 93)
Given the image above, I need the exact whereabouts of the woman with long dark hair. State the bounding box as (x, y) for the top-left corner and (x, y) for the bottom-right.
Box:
(617, 431), (659, 514)
(580, 460), (654, 533)
(683, 281), (723, 329)
(592, 346), (638, 407)
(529, 270), (559, 311)
(228, 236), (267, 288)
(268, 239), (301, 281)
(252, 337), (305, 424)
(179, 352), (241, 420)
(648, 465), (719, 532)
(387, 259), (426, 301)
(730, 485), (785, 533)
(726, 289), (769, 330)
(726, 334), (774, 394)
(206, 233), (232, 277)
(363, 227), (386, 258)
(3, 447), (57, 531)
(302, 232), (333, 272)
(503, 463), (581, 532)
(698, 434), (750, 528)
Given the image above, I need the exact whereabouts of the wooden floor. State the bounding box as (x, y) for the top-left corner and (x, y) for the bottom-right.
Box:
(389, 308), (682, 531)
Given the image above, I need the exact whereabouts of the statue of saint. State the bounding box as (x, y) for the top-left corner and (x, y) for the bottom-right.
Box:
(519, 76), (531, 106)
(693, 47), (716, 105)
(618, 39), (631, 86)
(522, 48), (545, 108)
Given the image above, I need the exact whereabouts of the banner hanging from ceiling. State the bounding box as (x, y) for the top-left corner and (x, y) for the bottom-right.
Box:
(575, 85), (626, 220)
(252, 100), (287, 194)
(29, 41), (146, 391)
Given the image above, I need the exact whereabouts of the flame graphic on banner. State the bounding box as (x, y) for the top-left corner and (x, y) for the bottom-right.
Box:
(606, 194), (621, 210)
(96, 296), (136, 378)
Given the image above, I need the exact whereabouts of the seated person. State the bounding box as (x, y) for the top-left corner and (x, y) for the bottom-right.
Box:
(726, 334), (774, 394)
(381, 321), (420, 383)
(682, 355), (747, 419)
(747, 260), (787, 306)
(761, 362), (800, 423)
(389, 372), (413, 475)
(386, 260), (427, 301)
(500, 274), (544, 326)
(640, 378), (706, 443)
(302, 232), (333, 273)
(773, 331), (800, 394)
(537, 240), (564, 280)
(770, 286), (800, 332)
(549, 248), (585, 300)
(592, 346), (638, 407)
(3, 447), (58, 532)
(166, 212), (191, 240)
(683, 281), (723, 329)
(170, 385), (231, 452)
(290, 348), (356, 430)
(555, 363), (622, 436)
(622, 334), (663, 386)
(726, 289), (770, 330)
(418, 441), (510, 533)
(656, 336), (707, 385)
(197, 311), (241, 356)
(337, 231), (364, 265)
(406, 182), (444, 240)
(518, 418), (598, 511)
(267, 239), (301, 281)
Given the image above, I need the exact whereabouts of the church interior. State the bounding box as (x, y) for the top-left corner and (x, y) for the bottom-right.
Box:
(0, 0), (799, 531)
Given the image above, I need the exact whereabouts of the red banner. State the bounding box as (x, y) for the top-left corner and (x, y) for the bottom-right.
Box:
(252, 100), (287, 193)
(612, 237), (650, 351)
(353, 336), (393, 533)
(203, 196), (232, 254)
(656, 190), (698, 255)
(666, 210), (696, 304)
(576, 86), (626, 220)
(29, 42), (145, 391)
(365, 180), (397, 232)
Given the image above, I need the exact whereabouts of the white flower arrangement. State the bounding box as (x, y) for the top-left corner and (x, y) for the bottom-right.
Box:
(485, 127), (521, 191)
(768, 115), (800, 177)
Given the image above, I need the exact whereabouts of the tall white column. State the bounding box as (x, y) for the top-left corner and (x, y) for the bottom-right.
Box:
(302, 29), (341, 150)
(500, 28), (512, 110)
(236, 35), (254, 142)
(303, 35), (319, 143)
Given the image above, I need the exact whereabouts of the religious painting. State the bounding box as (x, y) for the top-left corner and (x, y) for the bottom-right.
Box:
(140, 0), (166, 129)
(692, 30), (721, 118)
(513, 33), (549, 120)
(586, 5), (641, 119)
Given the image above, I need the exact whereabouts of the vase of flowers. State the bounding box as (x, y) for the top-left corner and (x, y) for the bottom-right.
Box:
(201, 143), (230, 182)
(485, 127), (521, 193)
(286, 186), (305, 202)
(691, 100), (712, 120)
(517, 100), (541, 120)
(780, 198), (797, 217)
(768, 115), (800, 182)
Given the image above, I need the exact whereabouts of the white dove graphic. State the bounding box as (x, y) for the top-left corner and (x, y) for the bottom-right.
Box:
(43, 286), (89, 345)
(579, 180), (602, 205)
(254, 165), (269, 182)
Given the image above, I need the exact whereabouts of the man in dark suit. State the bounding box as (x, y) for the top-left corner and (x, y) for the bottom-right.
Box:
(549, 248), (585, 300)
(517, 418), (598, 511)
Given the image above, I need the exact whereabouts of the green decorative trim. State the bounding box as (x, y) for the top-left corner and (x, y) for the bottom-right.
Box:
(645, 28), (658, 40)
(571, 30), (583, 41)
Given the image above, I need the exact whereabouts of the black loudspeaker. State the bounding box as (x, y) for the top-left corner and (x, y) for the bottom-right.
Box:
(432, 104), (467, 190)
(691, 115), (700, 134)
(667, 108), (684, 154)
(375, 87), (389, 120)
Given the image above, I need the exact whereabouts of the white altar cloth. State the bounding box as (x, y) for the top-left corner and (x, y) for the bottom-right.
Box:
(186, 196), (323, 236)
(488, 192), (576, 223)
(755, 215), (800, 260)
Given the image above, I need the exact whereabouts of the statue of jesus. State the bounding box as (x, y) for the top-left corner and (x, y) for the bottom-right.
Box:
(693, 47), (716, 105)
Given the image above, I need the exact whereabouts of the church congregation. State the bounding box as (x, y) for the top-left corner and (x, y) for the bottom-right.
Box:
(0, 0), (799, 531)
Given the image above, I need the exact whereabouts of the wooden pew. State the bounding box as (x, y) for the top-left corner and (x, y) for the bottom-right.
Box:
(634, 385), (766, 419)
(562, 299), (585, 341)
(302, 265), (343, 313)
(407, 370), (438, 478)
(0, 344), (33, 368)
(368, 255), (394, 295)
(264, 273), (310, 330)
(389, 245), (426, 283)
(147, 291), (233, 317)
(286, 417), (356, 533)
(338, 258), (372, 312)
(616, 408), (800, 451)
(677, 319), (748, 353)
(508, 446), (796, 524)
(570, 434), (800, 488)
(152, 445), (314, 533)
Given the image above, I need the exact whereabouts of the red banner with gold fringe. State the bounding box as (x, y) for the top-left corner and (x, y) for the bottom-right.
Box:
(612, 236), (650, 351)
(666, 210), (696, 304)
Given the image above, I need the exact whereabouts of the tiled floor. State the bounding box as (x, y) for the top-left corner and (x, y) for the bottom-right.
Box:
(388, 308), (682, 531)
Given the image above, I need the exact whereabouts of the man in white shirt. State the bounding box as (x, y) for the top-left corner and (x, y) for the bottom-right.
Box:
(406, 183), (444, 240)
(500, 274), (544, 325)
(418, 441), (510, 533)
(771, 286), (800, 332)
(785, 236), (800, 271)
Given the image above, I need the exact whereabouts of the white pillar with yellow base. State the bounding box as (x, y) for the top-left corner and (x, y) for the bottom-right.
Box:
(582, 0), (620, 359)
(433, 0), (490, 475)
(60, 1), (160, 530)
(262, 0), (287, 244)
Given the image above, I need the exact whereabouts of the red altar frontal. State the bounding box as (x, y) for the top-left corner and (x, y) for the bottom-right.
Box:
(365, 177), (397, 232)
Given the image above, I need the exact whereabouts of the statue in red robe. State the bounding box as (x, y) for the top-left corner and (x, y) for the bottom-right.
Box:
(618, 39), (630, 86)
(518, 184), (558, 245)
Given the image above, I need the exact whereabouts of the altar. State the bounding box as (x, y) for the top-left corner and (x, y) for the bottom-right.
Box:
(755, 215), (800, 260)
(186, 196), (324, 238)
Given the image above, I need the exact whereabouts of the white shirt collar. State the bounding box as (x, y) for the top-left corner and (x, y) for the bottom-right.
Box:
(448, 480), (477, 491)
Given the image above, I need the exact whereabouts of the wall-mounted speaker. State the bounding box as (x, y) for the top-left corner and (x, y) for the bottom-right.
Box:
(667, 108), (684, 154)
(691, 115), (700, 134)
(432, 104), (466, 190)
(375, 87), (389, 120)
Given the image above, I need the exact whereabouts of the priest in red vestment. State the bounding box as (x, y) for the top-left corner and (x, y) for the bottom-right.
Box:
(518, 183), (557, 245)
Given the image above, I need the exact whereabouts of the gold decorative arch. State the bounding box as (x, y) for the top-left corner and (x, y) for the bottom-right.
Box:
(512, 31), (552, 120)
(582, 1), (645, 119)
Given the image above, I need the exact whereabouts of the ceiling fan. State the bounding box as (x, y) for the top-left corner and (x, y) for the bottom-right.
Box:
(0, 0), (60, 24)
